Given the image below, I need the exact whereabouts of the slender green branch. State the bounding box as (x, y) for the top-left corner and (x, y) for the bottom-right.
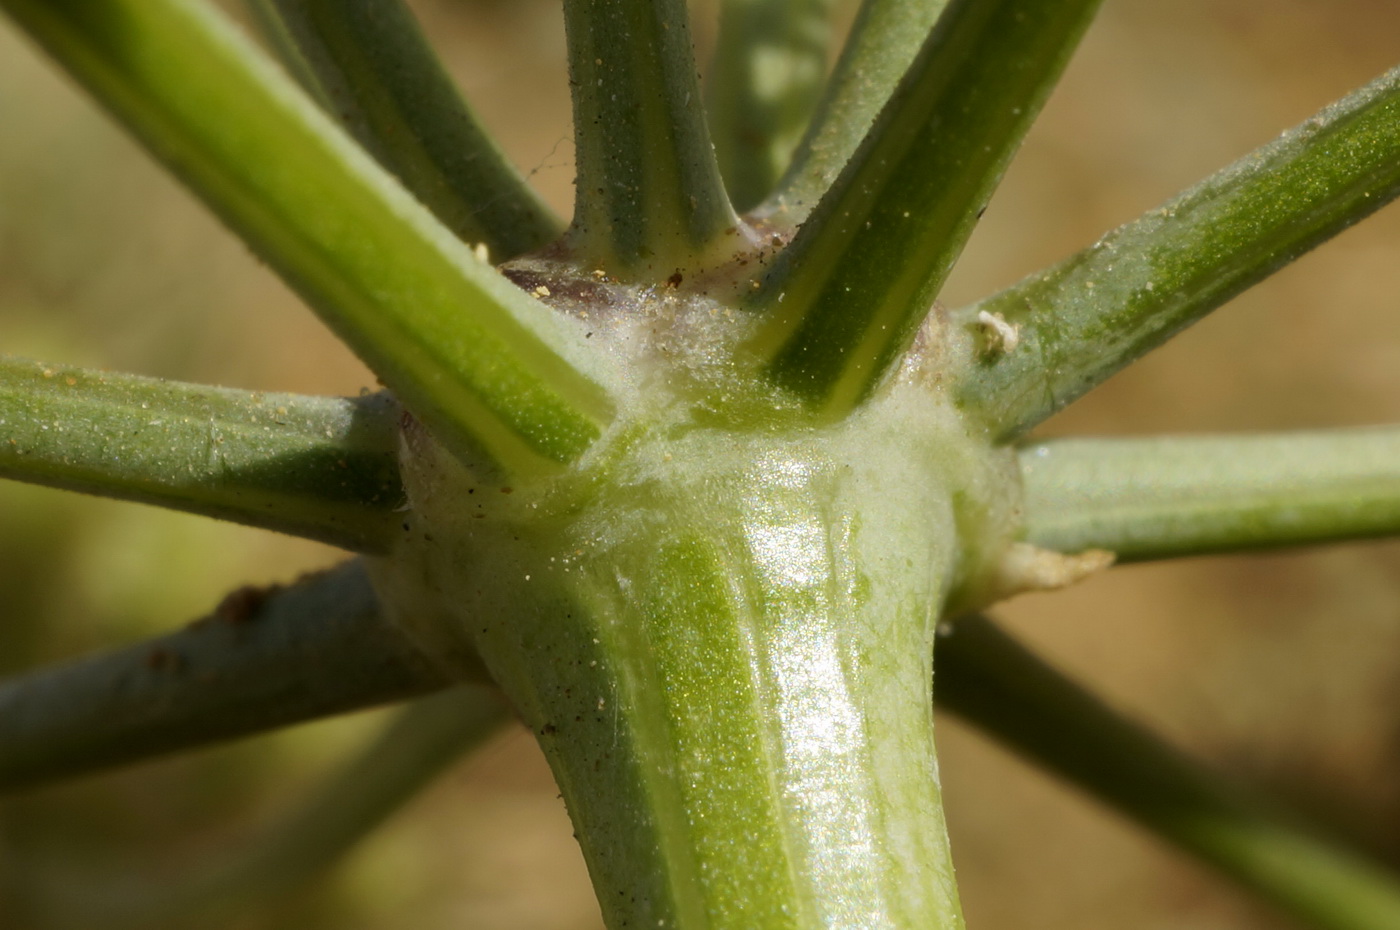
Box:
(39, 687), (509, 929)
(956, 65), (1400, 440)
(252, 0), (561, 260)
(563, 0), (739, 271)
(707, 0), (835, 212)
(0, 561), (456, 793)
(0, 356), (402, 553)
(1019, 428), (1400, 562)
(1, 0), (615, 474)
(937, 614), (1400, 930)
(758, 0), (948, 225)
(747, 0), (1103, 416)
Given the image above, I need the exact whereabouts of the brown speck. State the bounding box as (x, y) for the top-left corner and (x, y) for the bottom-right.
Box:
(541, 723), (557, 735)
(215, 584), (277, 624)
(500, 486), (513, 494)
(666, 271), (683, 288)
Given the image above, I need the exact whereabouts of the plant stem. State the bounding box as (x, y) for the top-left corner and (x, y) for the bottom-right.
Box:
(1, 0), (615, 474)
(937, 614), (1400, 930)
(0, 356), (403, 553)
(1018, 428), (1400, 562)
(41, 687), (508, 929)
(563, 0), (739, 272)
(759, 0), (948, 226)
(252, 0), (561, 260)
(378, 393), (985, 928)
(956, 65), (1400, 440)
(707, 0), (835, 212)
(746, 0), (1103, 416)
(0, 561), (453, 792)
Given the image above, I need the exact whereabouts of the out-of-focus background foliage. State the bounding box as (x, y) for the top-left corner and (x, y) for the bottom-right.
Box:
(1, 1), (1399, 927)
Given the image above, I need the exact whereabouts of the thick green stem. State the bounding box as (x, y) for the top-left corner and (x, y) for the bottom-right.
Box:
(372, 376), (1015, 928)
(1019, 428), (1400, 562)
(563, 0), (740, 272)
(1, 0), (615, 474)
(0, 356), (402, 553)
(35, 687), (508, 929)
(253, 0), (561, 260)
(708, 0), (835, 212)
(956, 65), (1400, 440)
(937, 615), (1400, 930)
(759, 0), (947, 226)
(0, 561), (452, 793)
(746, 0), (1103, 416)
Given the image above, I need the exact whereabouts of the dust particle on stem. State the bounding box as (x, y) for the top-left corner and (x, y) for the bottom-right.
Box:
(976, 310), (1020, 357)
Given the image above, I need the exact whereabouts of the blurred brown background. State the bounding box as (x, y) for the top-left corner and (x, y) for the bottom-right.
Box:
(1, 1), (1398, 927)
